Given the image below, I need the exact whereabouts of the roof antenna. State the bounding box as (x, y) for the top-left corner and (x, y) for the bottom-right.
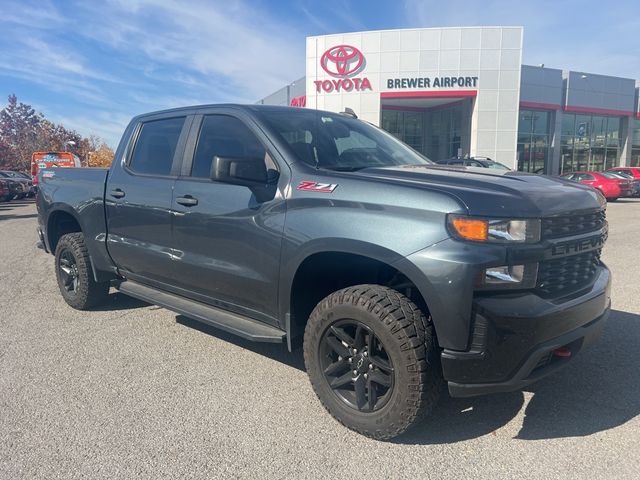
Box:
(340, 107), (358, 119)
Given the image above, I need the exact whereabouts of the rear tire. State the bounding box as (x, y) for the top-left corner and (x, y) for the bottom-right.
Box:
(304, 284), (442, 440)
(55, 233), (110, 310)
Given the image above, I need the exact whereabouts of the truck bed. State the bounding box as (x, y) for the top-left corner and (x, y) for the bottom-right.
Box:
(37, 167), (113, 280)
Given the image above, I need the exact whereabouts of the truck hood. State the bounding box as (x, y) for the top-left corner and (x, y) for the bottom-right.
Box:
(355, 165), (605, 217)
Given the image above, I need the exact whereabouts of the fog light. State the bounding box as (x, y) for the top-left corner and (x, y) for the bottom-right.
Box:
(485, 265), (524, 284)
(476, 264), (538, 290)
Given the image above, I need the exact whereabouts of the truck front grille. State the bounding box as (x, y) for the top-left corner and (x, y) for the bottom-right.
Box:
(541, 209), (606, 239)
(536, 249), (601, 297)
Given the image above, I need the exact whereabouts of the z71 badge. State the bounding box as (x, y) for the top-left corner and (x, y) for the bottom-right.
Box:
(297, 181), (338, 193)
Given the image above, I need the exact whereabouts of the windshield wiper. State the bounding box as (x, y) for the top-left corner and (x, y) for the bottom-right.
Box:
(323, 166), (367, 172)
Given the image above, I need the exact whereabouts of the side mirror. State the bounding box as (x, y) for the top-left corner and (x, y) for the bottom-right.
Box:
(211, 155), (268, 186)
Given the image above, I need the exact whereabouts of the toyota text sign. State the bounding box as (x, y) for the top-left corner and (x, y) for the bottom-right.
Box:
(314, 45), (372, 93)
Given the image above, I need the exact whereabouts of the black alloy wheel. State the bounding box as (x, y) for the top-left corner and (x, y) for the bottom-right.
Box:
(58, 248), (80, 294)
(304, 284), (442, 440)
(54, 232), (110, 310)
(319, 320), (394, 412)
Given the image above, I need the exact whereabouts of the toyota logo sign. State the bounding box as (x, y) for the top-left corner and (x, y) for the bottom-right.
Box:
(320, 45), (365, 77)
(315, 44), (372, 94)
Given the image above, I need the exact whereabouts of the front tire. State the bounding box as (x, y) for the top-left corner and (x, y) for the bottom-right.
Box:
(55, 233), (109, 310)
(304, 284), (441, 440)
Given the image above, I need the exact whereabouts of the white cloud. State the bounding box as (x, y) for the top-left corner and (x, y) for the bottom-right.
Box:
(0, 0), (309, 145)
(74, 0), (306, 99)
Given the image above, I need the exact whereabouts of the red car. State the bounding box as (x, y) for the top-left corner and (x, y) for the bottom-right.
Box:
(606, 169), (640, 197)
(607, 167), (640, 179)
(560, 171), (633, 202)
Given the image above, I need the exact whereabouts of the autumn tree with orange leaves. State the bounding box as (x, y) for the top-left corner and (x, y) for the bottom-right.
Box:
(87, 143), (115, 167)
(0, 94), (113, 171)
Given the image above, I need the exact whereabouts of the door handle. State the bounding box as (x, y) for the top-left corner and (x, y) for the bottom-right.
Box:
(110, 188), (125, 199)
(176, 195), (198, 206)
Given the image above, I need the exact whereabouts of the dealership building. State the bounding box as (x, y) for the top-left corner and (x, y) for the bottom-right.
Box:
(259, 26), (640, 174)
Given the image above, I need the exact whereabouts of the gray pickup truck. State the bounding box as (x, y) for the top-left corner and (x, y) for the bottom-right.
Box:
(37, 105), (610, 440)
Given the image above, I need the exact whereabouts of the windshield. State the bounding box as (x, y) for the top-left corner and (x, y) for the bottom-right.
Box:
(601, 172), (623, 179)
(0, 171), (21, 178)
(608, 171), (632, 178)
(257, 109), (432, 171)
(484, 161), (511, 170)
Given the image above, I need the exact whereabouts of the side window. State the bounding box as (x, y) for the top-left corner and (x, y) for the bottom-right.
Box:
(449, 160), (464, 166)
(129, 117), (185, 176)
(191, 115), (269, 178)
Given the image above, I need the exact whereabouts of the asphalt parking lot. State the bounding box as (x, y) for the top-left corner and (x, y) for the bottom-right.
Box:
(1, 199), (639, 479)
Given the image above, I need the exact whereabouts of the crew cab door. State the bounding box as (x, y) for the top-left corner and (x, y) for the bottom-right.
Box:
(170, 111), (287, 325)
(106, 114), (191, 287)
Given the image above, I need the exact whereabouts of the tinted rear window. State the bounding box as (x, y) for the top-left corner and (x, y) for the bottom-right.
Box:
(129, 117), (185, 176)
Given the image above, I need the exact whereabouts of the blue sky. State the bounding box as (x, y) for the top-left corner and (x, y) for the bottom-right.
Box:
(1, 0), (638, 147)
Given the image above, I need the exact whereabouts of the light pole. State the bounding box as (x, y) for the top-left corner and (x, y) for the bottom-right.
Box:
(286, 82), (296, 106)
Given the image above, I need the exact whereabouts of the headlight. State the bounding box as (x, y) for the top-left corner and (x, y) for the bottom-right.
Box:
(447, 215), (541, 243)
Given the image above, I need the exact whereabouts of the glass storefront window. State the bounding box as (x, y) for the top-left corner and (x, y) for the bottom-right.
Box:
(561, 114), (575, 137)
(423, 105), (465, 160)
(381, 109), (427, 155)
(574, 114), (591, 150)
(605, 148), (618, 170)
(403, 112), (424, 152)
(559, 113), (623, 173)
(532, 111), (550, 134)
(518, 109), (551, 174)
(606, 117), (621, 148)
(591, 115), (606, 147)
(632, 119), (640, 167)
(381, 111), (402, 140)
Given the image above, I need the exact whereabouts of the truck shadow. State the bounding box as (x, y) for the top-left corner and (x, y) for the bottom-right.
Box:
(395, 309), (640, 444)
(91, 291), (151, 311)
(159, 306), (640, 444)
(175, 315), (305, 371)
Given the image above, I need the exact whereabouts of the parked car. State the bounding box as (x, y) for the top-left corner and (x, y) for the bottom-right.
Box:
(0, 173), (27, 199)
(436, 157), (511, 170)
(606, 167), (640, 180)
(11, 171), (37, 197)
(0, 178), (11, 202)
(605, 169), (640, 197)
(0, 171), (32, 199)
(37, 105), (610, 440)
(560, 171), (632, 201)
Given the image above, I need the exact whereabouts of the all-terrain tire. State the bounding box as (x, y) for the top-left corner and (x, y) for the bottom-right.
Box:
(55, 233), (110, 310)
(303, 284), (442, 440)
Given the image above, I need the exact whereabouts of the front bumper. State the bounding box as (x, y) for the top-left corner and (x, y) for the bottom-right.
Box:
(443, 265), (611, 397)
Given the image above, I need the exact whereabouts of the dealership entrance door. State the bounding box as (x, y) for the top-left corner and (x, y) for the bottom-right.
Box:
(380, 94), (474, 161)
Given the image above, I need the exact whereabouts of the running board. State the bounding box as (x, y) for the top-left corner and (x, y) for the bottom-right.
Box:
(118, 280), (286, 343)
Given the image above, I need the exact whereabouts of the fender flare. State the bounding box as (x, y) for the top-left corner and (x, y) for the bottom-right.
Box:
(278, 238), (435, 336)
